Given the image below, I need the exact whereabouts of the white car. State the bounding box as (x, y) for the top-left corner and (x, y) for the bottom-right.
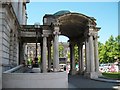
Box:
(99, 64), (109, 73)
(99, 63), (119, 73)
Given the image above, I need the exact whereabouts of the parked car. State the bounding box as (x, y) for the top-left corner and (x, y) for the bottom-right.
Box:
(99, 63), (119, 73)
(99, 64), (109, 72)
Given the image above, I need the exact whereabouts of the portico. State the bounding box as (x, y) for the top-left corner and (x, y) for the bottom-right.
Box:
(19, 10), (101, 78)
(2, 10), (101, 88)
(41, 10), (101, 78)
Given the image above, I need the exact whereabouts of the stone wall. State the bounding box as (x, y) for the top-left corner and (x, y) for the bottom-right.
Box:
(0, 3), (20, 72)
(0, 1), (28, 89)
(0, 3), (2, 90)
(3, 72), (68, 88)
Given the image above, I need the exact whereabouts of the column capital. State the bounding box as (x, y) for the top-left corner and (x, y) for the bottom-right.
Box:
(77, 41), (84, 46)
(93, 33), (99, 39)
(53, 31), (61, 35)
(53, 21), (60, 26)
(88, 32), (94, 37)
(95, 27), (101, 31)
(42, 34), (49, 37)
(69, 41), (76, 47)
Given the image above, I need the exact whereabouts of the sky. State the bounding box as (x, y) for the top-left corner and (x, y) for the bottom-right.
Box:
(27, 2), (118, 44)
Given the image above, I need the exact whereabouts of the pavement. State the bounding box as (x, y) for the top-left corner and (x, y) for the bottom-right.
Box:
(68, 75), (120, 90)
(23, 67), (120, 89)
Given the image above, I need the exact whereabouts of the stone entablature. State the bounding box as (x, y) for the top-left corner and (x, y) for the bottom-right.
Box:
(20, 10), (100, 79)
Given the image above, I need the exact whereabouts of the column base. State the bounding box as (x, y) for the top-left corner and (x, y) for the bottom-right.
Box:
(78, 70), (84, 75)
(53, 68), (60, 72)
(84, 72), (98, 79)
(97, 71), (102, 77)
(32, 68), (41, 73)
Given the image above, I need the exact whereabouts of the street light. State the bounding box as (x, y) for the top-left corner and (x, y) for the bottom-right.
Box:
(33, 22), (40, 68)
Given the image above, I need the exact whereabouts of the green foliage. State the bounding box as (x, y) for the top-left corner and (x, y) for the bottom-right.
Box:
(74, 45), (78, 64)
(102, 72), (120, 79)
(98, 35), (120, 63)
(38, 55), (41, 64)
(27, 58), (32, 65)
(59, 43), (64, 57)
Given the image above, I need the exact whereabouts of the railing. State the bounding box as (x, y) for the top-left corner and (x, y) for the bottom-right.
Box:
(3, 65), (30, 73)
(3, 65), (23, 73)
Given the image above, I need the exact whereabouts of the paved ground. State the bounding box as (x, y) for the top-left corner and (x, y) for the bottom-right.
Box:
(68, 75), (120, 90)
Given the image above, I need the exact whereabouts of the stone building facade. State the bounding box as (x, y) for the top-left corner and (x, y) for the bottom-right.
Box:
(0, 0), (29, 89)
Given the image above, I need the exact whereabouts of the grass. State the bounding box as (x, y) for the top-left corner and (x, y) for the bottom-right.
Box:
(102, 72), (120, 80)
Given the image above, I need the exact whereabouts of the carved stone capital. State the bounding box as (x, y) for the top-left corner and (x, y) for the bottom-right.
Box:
(53, 21), (60, 26)
(93, 33), (98, 39)
(53, 31), (61, 35)
(42, 34), (49, 37)
(69, 40), (76, 47)
(88, 32), (94, 37)
(95, 27), (101, 31)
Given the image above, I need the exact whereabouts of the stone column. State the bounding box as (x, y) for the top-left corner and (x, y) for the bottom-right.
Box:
(81, 44), (84, 73)
(78, 43), (84, 74)
(88, 32), (98, 79)
(42, 35), (47, 73)
(94, 34), (99, 73)
(85, 38), (90, 73)
(53, 26), (60, 72)
(48, 40), (51, 71)
(89, 33), (95, 72)
(78, 43), (81, 74)
(40, 42), (43, 72)
(69, 41), (76, 75)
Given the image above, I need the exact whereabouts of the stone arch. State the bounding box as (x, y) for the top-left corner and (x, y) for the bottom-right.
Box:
(43, 10), (101, 78)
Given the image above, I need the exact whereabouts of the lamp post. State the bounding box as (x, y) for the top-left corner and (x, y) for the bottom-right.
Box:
(33, 22), (40, 67)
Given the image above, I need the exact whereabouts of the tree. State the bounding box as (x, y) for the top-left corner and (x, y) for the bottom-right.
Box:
(98, 42), (106, 63)
(59, 43), (64, 57)
(74, 45), (78, 64)
(98, 35), (120, 63)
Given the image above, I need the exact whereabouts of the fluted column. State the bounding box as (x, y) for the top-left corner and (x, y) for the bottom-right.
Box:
(85, 38), (90, 73)
(78, 43), (81, 74)
(42, 35), (47, 73)
(78, 43), (84, 74)
(94, 34), (99, 72)
(69, 41), (76, 75)
(48, 40), (52, 71)
(40, 42), (43, 72)
(84, 24), (100, 78)
(53, 26), (60, 72)
(89, 33), (95, 72)
(81, 44), (84, 73)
